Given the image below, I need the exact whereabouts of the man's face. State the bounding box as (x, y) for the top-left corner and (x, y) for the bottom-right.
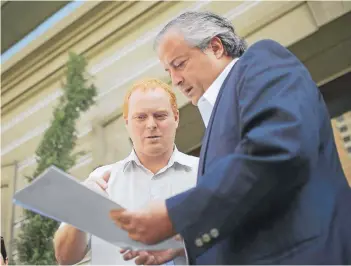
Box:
(157, 30), (223, 106)
(126, 87), (179, 157)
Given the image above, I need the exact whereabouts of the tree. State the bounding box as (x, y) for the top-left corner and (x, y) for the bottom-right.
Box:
(15, 52), (97, 265)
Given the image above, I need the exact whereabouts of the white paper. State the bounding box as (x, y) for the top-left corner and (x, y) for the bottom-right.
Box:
(91, 236), (137, 265)
(13, 166), (182, 251)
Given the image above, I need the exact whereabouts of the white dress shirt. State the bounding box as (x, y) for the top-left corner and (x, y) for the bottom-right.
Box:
(197, 58), (239, 127)
(61, 146), (198, 265)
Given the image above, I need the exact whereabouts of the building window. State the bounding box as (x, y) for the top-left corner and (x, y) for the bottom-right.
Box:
(340, 125), (348, 133)
(336, 116), (345, 122)
(344, 135), (351, 143)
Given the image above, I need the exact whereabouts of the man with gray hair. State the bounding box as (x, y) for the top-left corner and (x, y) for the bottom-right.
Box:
(110, 11), (351, 264)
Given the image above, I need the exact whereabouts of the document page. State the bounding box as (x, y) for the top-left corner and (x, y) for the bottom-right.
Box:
(13, 166), (182, 250)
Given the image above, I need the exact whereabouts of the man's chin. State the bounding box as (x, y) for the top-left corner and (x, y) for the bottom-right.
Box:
(145, 145), (164, 155)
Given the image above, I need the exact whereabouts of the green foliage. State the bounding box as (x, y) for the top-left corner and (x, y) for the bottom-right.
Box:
(15, 52), (97, 265)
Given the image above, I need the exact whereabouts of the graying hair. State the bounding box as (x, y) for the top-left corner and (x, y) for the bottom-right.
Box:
(154, 11), (247, 58)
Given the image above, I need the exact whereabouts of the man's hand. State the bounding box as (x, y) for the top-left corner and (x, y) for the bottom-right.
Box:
(83, 171), (110, 197)
(120, 248), (182, 265)
(110, 200), (176, 245)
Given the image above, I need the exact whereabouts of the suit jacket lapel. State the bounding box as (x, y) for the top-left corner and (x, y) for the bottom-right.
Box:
(198, 87), (223, 177)
(198, 64), (238, 179)
(198, 124), (209, 178)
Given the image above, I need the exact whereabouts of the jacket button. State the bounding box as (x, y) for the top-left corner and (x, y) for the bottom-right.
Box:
(202, 233), (211, 243)
(210, 228), (219, 238)
(195, 238), (203, 247)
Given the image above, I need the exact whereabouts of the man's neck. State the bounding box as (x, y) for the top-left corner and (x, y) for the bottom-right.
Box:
(204, 57), (235, 93)
(220, 57), (235, 73)
(136, 147), (174, 174)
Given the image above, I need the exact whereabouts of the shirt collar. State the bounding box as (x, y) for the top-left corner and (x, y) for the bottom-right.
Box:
(201, 57), (239, 106)
(122, 146), (193, 172)
(168, 146), (193, 170)
(122, 149), (142, 171)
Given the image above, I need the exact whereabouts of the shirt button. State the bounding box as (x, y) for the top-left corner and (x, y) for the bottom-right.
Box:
(195, 238), (203, 247)
(210, 228), (219, 238)
(202, 233), (211, 243)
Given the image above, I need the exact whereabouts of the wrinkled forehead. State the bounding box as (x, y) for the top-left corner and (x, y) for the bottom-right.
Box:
(156, 30), (192, 65)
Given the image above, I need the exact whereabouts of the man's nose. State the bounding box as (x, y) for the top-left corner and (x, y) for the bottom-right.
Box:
(146, 117), (157, 129)
(170, 70), (183, 87)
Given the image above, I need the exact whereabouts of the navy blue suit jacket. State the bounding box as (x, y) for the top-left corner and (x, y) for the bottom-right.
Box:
(166, 40), (351, 264)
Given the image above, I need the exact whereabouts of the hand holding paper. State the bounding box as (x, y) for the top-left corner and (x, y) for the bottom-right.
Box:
(110, 200), (176, 245)
(120, 248), (181, 265)
(83, 170), (110, 197)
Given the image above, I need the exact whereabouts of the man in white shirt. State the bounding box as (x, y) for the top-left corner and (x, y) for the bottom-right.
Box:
(53, 79), (199, 265)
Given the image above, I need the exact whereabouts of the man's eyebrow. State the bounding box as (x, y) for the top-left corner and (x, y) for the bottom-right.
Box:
(132, 112), (146, 116)
(169, 56), (186, 66)
(164, 56), (186, 72)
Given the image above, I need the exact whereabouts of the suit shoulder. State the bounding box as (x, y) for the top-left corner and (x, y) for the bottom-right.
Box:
(248, 39), (286, 52)
(237, 39), (299, 74)
(241, 39), (291, 60)
(251, 39), (284, 48)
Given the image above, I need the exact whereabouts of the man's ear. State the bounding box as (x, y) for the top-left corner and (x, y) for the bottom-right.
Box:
(174, 110), (180, 128)
(209, 36), (226, 59)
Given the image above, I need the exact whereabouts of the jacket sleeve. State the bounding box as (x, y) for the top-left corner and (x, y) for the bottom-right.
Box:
(165, 39), (321, 258)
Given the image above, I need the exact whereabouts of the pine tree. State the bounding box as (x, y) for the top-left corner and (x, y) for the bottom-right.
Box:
(15, 52), (97, 265)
